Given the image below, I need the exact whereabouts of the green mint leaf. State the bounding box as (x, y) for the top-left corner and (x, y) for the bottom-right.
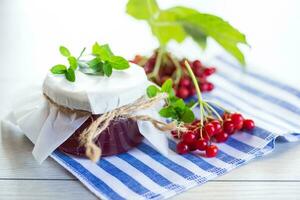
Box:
(59, 46), (71, 57)
(180, 108), (195, 123)
(50, 64), (67, 74)
(65, 68), (75, 82)
(92, 42), (101, 54)
(103, 62), (113, 77)
(186, 100), (197, 108)
(79, 67), (104, 76)
(161, 78), (173, 94)
(159, 106), (176, 118)
(146, 85), (160, 98)
(173, 99), (186, 110)
(126, 0), (159, 20)
(100, 44), (114, 56)
(68, 56), (78, 70)
(109, 56), (130, 70)
(91, 63), (104, 73)
(92, 42), (113, 61)
(77, 61), (89, 68)
(87, 57), (101, 68)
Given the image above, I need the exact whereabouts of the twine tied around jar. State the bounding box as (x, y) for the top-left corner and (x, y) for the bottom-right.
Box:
(44, 93), (181, 162)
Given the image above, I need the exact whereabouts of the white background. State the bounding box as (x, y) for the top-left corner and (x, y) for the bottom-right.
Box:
(1, 0), (300, 113)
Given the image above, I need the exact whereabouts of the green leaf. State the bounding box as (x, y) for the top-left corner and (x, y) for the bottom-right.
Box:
(167, 7), (247, 65)
(79, 67), (104, 76)
(186, 100), (197, 108)
(109, 56), (130, 70)
(146, 85), (160, 98)
(184, 13), (247, 65)
(180, 108), (195, 123)
(159, 107), (176, 118)
(149, 11), (186, 45)
(87, 57), (101, 68)
(50, 64), (67, 74)
(126, 0), (159, 20)
(161, 78), (173, 94)
(103, 62), (113, 77)
(93, 63), (104, 72)
(77, 61), (89, 68)
(173, 99), (186, 110)
(59, 46), (71, 57)
(183, 24), (207, 50)
(65, 68), (75, 82)
(68, 56), (77, 70)
(92, 42), (113, 61)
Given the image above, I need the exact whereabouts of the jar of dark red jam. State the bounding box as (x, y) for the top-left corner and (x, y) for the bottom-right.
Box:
(58, 115), (144, 157)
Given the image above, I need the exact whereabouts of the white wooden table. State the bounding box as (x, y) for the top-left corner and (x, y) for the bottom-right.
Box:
(1, 0), (300, 199)
(1, 121), (300, 200)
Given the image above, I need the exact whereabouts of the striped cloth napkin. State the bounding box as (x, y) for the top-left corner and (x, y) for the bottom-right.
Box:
(51, 56), (300, 200)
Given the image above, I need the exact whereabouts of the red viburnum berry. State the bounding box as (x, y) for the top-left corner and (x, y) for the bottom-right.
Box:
(223, 119), (235, 134)
(203, 67), (216, 76)
(182, 131), (197, 144)
(214, 131), (229, 143)
(195, 139), (208, 151)
(176, 87), (189, 99)
(206, 82), (214, 92)
(243, 119), (255, 130)
(192, 60), (202, 69)
(210, 120), (222, 134)
(176, 141), (189, 154)
(205, 145), (218, 157)
(231, 113), (244, 130)
(179, 77), (191, 87)
(188, 142), (198, 151)
(204, 123), (216, 136)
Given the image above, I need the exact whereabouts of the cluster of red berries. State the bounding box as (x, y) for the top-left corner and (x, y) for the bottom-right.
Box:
(176, 60), (216, 99)
(172, 113), (255, 158)
(132, 54), (216, 99)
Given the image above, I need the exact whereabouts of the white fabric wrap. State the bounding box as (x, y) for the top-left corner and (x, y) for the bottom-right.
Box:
(6, 63), (169, 164)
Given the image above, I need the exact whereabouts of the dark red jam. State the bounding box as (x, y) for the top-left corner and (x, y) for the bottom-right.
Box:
(58, 115), (144, 157)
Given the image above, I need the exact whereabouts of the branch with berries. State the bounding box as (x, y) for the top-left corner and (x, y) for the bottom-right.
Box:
(132, 50), (216, 99)
(147, 60), (255, 158)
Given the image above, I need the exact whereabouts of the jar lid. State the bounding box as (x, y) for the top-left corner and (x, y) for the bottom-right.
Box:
(42, 63), (148, 114)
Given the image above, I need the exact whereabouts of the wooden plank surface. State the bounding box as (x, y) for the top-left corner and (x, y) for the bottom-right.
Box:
(0, 180), (300, 200)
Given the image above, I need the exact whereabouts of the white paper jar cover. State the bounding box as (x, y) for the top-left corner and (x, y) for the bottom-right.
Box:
(6, 63), (170, 164)
(43, 63), (149, 113)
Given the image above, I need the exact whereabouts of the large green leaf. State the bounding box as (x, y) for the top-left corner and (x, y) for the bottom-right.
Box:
(126, 0), (159, 20)
(150, 10), (186, 45)
(165, 6), (247, 65)
(182, 13), (247, 65)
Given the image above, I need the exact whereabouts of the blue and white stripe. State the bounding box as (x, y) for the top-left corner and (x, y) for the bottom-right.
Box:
(51, 56), (300, 200)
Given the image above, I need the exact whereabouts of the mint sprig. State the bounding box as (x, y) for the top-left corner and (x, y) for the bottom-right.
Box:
(147, 79), (195, 123)
(126, 1), (248, 65)
(79, 42), (129, 77)
(50, 46), (78, 82)
(50, 42), (130, 82)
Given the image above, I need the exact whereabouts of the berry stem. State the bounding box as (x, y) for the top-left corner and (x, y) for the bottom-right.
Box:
(148, 46), (165, 80)
(205, 100), (230, 113)
(168, 53), (183, 86)
(203, 102), (223, 122)
(184, 60), (205, 138)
